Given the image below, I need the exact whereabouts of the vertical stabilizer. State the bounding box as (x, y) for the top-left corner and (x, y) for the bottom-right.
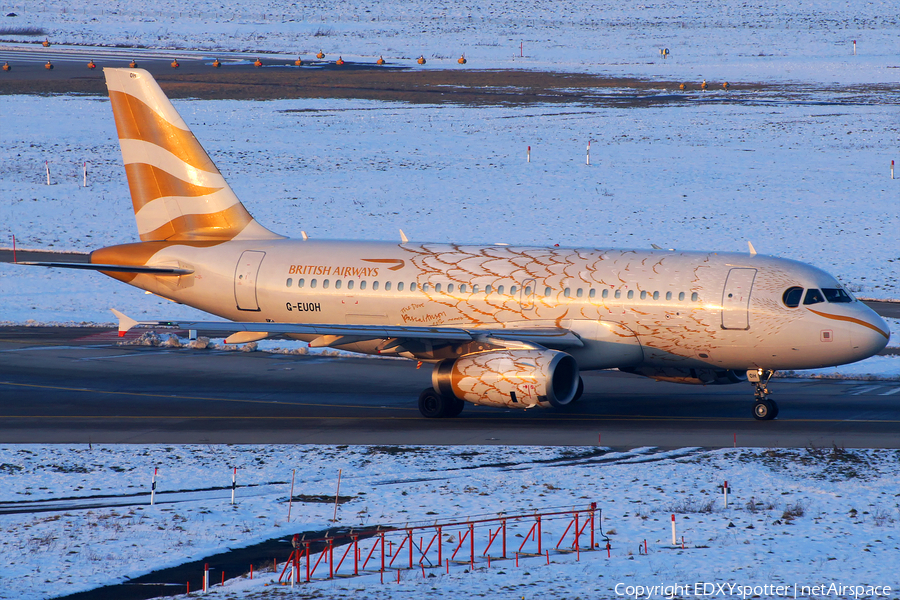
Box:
(104, 68), (281, 242)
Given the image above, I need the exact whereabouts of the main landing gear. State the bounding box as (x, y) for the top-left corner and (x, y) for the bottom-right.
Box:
(418, 388), (465, 418)
(748, 369), (778, 420)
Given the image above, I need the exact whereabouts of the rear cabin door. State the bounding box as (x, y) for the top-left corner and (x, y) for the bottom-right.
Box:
(234, 250), (265, 311)
(721, 268), (757, 330)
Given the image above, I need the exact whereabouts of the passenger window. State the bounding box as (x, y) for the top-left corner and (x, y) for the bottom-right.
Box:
(384, 281), (391, 291)
(497, 285), (505, 295)
(691, 292), (699, 302)
(627, 290), (634, 300)
(822, 288), (853, 303)
(510, 285), (517, 295)
(335, 280), (342, 289)
(372, 281), (379, 290)
(484, 285), (492, 293)
(286, 278), (293, 287)
(602, 289), (609, 299)
(323, 279), (330, 289)
(410, 282), (417, 292)
(347, 280), (354, 290)
(397, 282), (404, 291)
(422, 283), (430, 292)
(576, 288), (583, 298)
(459, 284), (466, 293)
(589, 289), (596, 299)
(666, 291), (672, 301)
(653, 291), (659, 300)
(359, 280), (367, 290)
(447, 283), (454, 293)
(803, 288), (825, 305)
(614, 290), (621, 299)
(678, 292), (685, 301)
(435, 283), (441, 293)
(472, 284), (479, 293)
(310, 279), (317, 289)
(640, 291), (647, 300)
(525, 285), (532, 295)
(544, 287), (552, 296)
(782, 286), (803, 308)
(564, 288), (571, 297)
(298, 278), (305, 288)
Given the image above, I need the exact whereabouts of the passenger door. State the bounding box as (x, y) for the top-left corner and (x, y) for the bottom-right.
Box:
(721, 268), (757, 330)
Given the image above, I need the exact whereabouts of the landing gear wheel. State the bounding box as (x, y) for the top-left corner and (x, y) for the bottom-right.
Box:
(444, 395), (465, 418)
(753, 399), (777, 421)
(750, 369), (777, 420)
(418, 388), (447, 418)
(572, 376), (585, 402)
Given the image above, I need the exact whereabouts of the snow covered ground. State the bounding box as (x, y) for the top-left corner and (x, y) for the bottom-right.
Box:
(2, 0), (900, 85)
(1, 444), (898, 599)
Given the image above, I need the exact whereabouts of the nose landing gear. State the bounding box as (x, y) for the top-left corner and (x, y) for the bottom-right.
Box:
(748, 369), (778, 420)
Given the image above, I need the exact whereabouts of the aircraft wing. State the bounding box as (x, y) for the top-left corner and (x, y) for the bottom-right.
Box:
(112, 311), (584, 349)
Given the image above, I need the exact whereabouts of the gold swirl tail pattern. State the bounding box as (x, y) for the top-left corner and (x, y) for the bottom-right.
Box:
(104, 68), (281, 242)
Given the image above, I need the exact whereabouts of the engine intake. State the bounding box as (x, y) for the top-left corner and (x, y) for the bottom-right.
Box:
(433, 349), (579, 409)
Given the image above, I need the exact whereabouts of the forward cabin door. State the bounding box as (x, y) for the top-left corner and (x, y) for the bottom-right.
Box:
(234, 250), (266, 311)
(721, 268), (757, 330)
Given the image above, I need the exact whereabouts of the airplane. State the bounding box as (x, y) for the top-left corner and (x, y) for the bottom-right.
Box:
(17, 68), (890, 420)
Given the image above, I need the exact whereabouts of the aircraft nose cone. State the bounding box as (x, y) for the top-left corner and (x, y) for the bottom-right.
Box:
(850, 308), (890, 360)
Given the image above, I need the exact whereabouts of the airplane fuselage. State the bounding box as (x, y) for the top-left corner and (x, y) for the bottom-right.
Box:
(92, 239), (889, 378)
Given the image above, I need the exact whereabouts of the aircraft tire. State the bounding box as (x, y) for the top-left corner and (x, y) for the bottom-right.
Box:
(418, 388), (450, 418)
(572, 376), (584, 402)
(769, 400), (779, 419)
(753, 400), (776, 420)
(444, 395), (465, 418)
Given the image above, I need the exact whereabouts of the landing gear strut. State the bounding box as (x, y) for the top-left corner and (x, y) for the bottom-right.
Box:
(748, 369), (778, 420)
(418, 388), (465, 418)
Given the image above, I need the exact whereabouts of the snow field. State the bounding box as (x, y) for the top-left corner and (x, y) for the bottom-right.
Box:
(3, 0), (900, 84)
(1, 445), (899, 599)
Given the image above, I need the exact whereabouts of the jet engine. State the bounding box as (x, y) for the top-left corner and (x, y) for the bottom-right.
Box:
(432, 349), (579, 409)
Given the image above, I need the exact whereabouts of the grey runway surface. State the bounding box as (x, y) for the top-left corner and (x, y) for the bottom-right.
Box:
(1, 327), (898, 448)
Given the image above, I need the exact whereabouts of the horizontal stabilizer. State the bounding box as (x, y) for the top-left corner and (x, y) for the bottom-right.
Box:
(18, 261), (193, 275)
(110, 308), (180, 337)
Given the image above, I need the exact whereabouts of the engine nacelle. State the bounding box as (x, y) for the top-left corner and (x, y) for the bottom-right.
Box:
(433, 349), (579, 409)
(621, 366), (747, 385)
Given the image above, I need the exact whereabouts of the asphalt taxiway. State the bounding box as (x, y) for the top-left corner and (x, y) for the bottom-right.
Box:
(1, 327), (898, 448)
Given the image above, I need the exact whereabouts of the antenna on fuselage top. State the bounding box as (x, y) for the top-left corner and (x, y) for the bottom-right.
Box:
(399, 229), (409, 244)
(747, 241), (757, 256)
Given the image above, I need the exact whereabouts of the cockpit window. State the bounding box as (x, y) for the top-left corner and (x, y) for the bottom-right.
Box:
(822, 288), (853, 303)
(803, 288), (825, 305)
(782, 287), (803, 308)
